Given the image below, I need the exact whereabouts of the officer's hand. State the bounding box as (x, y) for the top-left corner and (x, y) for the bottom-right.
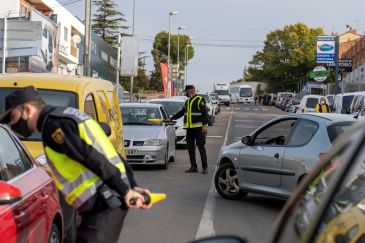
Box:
(133, 187), (153, 209)
(124, 190), (144, 209)
(202, 126), (208, 134)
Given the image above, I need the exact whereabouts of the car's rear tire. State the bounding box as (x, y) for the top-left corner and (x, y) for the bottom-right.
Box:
(48, 223), (61, 243)
(215, 163), (247, 200)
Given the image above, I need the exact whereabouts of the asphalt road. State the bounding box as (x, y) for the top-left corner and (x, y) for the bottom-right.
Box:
(119, 104), (286, 243)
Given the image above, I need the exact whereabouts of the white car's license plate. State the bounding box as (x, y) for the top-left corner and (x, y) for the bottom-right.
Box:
(126, 149), (138, 155)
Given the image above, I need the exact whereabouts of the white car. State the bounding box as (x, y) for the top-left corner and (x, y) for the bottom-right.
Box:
(148, 98), (187, 147)
(197, 93), (216, 126)
(297, 95), (328, 113)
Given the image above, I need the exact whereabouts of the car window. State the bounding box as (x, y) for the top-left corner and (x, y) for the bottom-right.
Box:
(306, 98), (319, 108)
(149, 101), (184, 116)
(287, 119), (319, 147)
(313, 146), (365, 243)
(120, 106), (162, 126)
(84, 94), (98, 120)
(276, 144), (350, 243)
(0, 127), (33, 181)
(327, 122), (354, 143)
(254, 119), (297, 146)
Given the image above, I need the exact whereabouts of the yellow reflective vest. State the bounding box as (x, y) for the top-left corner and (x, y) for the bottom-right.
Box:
(183, 95), (208, 128)
(42, 107), (130, 209)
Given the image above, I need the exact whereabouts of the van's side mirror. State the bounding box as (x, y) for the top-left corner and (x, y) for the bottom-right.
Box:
(99, 122), (112, 137)
(241, 136), (251, 145)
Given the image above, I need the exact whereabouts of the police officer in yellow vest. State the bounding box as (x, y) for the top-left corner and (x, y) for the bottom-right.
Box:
(170, 85), (209, 174)
(0, 86), (151, 243)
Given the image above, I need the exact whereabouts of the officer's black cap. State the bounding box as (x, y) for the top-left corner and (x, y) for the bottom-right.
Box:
(0, 86), (42, 124)
(184, 85), (195, 91)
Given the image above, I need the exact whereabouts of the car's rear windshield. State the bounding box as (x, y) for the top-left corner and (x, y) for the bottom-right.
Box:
(149, 101), (183, 115)
(306, 98), (319, 108)
(120, 106), (162, 126)
(343, 95), (355, 111)
(327, 122), (355, 143)
(215, 90), (229, 95)
(0, 88), (77, 141)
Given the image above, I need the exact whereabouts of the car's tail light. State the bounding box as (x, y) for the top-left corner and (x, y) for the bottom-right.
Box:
(319, 152), (327, 160)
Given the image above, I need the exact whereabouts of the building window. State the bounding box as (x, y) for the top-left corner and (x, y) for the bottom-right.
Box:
(64, 27), (68, 42)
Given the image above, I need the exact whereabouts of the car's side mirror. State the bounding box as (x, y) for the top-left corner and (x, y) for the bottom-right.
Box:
(241, 136), (251, 145)
(99, 122), (112, 137)
(191, 235), (247, 243)
(0, 181), (22, 205)
(164, 120), (177, 126)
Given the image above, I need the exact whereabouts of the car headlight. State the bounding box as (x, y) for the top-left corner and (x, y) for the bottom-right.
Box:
(144, 139), (161, 146)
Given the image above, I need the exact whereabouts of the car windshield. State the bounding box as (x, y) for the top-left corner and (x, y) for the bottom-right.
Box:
(0, 88), (77, 141)
(198, 94), (210, 102)
(149, 101), (183, 115)
(306, 97), (319, 108)
(215, 90), (229, 95)
(240, 88), (252, 97)
(120, 106), (162, 126)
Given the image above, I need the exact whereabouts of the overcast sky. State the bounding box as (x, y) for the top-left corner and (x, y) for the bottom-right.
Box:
(64, 0), (365, 92)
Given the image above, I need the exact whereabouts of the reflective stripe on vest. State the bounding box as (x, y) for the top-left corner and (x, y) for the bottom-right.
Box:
(45, 117), (129, 209)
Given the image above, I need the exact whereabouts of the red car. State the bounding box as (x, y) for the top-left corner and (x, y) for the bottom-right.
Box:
(0, 124), (63, 243)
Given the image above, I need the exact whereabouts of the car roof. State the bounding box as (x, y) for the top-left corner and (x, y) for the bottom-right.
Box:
(281, 113), (358, 123)
(120, 102), (163, 108)
(0, 73), (113, 91)
(148, 98), (185, 103)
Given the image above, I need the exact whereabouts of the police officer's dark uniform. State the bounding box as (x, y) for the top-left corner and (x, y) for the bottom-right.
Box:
(0, 87), (140, 243)
(171, 85), (209, 174)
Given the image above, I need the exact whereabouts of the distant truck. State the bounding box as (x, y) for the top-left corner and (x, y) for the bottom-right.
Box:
(238, 84), (254, 104)
(213, 82), (230, 106)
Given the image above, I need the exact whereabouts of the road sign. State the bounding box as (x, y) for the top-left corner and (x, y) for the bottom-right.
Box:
(326, 59), (352, 72)
(310, 66), (330, 82)
(316, 36), (336, 63)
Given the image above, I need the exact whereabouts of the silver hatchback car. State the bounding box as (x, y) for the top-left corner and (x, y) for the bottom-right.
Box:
(214, 113), (357, 200)
(120, 103), (176, 169)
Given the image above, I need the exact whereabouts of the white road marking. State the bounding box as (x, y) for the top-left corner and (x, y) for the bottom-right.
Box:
(206, 135), (223, 138)
(195, 107), (233, 239)
(254, 108), (259, 111)
(244, 108), (250, 110)
(235, 108), (240, 110)
(263, 108), (268, 111)
(226, 108), (231, 110)
(234, 125), (257, 128)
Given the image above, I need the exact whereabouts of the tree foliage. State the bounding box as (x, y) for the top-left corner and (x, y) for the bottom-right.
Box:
(244, 23), (325, 92)
(149, 31), (194, 91)
(92, 0), (128, 47)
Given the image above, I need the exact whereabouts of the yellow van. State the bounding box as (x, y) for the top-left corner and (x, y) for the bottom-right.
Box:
(0, 73), (126, 160)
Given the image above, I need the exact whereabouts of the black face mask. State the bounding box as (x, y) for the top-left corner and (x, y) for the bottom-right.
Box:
(11, 117), (32, 138)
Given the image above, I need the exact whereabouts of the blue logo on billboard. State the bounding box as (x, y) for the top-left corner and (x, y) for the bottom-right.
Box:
(318, 44), (334, 52)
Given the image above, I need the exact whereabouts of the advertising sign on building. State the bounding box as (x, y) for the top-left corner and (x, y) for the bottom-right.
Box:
(326, 59), (353, 72)
(316, 36), (336, 63)
(29, 9), (59, 73)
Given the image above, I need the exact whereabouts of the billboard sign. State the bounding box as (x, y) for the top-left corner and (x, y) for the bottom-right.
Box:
(121, 36), (139, 77)
(29, 9), (59, 72)
(316, 36), (336, 63)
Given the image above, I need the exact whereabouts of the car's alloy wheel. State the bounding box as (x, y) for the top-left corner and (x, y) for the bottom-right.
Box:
(48, 224), (61, 243)
(214, 163), (247, 200)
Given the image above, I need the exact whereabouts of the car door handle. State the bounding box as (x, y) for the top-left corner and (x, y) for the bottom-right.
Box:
(274, 153), (279, 159)
(14, 211), (27, 220)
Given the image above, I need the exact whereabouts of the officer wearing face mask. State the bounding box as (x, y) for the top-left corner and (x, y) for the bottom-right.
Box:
(316, 97), (331, 113)
(0, 86), (152, 243)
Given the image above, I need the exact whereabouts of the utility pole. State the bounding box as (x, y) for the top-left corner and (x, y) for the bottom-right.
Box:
(116, 35), (121, 103)
(83, 0), (92, 76)
(2, 17), (7, 74)
(335, 36), (341, 94)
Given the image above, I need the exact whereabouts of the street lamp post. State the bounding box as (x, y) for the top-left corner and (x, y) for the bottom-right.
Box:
(167, 11), (178, 97)
(184, 44), (191, 87)
(177, 26), (186, 69)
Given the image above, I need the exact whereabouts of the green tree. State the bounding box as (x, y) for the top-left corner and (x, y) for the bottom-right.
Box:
(245, 23), (325, 92)
(149, 31), (194, 91)
(92, 0), (128, 47)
